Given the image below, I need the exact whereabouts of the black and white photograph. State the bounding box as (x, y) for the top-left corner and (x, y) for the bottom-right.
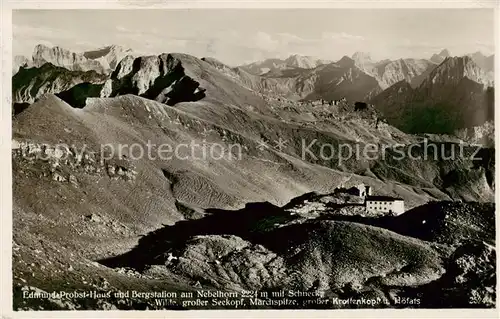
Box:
(3, 2), (498, 313)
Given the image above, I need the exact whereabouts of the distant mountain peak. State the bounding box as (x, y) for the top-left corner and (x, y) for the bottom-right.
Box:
(337, 55), (355, 67)
(284, 54), (334, 69)
(13, 55), (31, 74)
(438, 49), (450, 57)
(28, 44), (134, 74)
(352, 51), (372, 62)
(426, 55), (493, 88)
(239, 54), (331, 75)
(469, 51), (484, 57)
(430, 49), (451, 64)
(466, 51), (494, 73)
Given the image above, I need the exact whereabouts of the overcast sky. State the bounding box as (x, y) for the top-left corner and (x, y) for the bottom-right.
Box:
(13, 9), (495, 66)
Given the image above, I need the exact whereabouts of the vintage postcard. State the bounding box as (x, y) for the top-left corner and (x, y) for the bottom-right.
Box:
(1, 0), (498, 317)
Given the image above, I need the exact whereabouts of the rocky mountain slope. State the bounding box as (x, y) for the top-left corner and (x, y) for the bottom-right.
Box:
(284, 54), (332, 69)
(11, 48), (495, 310)
(12, 63), (108, 106)
(371, 56), (494, 134)
(83, 45), (133, 71)
(240, 55), (331, 75)
(430, 49), (451, 64)
(236, 49), (493, 107)
(31, 44), (106, 73)
(239, 51), (443, 102)
(374, 58), (436, 89)
(238, 56), (383, 102)
(13, 55), (31, 74)
(352, 52), (437, 89)
(468, 51), (494, 73)
(15, 45), (493, 118)
(455, 121), (495, 147)
(15, 44), (133, 75)
(297, 56), (382, 101)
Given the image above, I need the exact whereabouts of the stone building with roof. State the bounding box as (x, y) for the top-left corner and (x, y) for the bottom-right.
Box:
(365, 195), (405, 216)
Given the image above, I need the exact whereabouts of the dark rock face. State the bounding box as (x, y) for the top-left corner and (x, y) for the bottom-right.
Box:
(12, 53), (208, 112)
(370, 57), (494, 134)
(12, 63), (107, 105)
(56, 83), (104, 108)
(163, 76), (206, 106)
(101, 54), (207, 106)
(354, 101), (368, 111)
(13, 103), (31, 116)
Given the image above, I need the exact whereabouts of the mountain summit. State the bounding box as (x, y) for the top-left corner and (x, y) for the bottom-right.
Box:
(16, 44), (134, 75)
(32, 44), (105, 73)
(430, 49), (451, 64)
(467, 51), (494, 73)
(351, 51), (373, 65)
(284, 54), (331, 69)
(240, 55), (331, 75)
(371, 55), (494, 134)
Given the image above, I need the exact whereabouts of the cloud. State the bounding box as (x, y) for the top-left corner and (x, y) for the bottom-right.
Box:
(13, 24), (83, 55)
(14, 24), (70, 39)
(197, 31), (369, 65)
(322, 32), (365, 41)
(116, 25), (129, 32)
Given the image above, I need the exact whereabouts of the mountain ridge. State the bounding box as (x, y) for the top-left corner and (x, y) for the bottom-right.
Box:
(370, 56), (494, 134)
(14, 44), (134, 75)
(240, 54), (332, 75)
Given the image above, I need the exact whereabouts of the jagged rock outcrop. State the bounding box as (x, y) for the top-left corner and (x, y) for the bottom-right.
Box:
(467, 51), (494, 73)
(352, 52), (437, 89)
(415, 56), (494, 128)
(11, 45), (134, 106)
(111, 55), (135, 80)
(371, 56), (494, 133)
(430, 49), (451, 64)
(262, 57), (381, 101)
(240, 55), (331, 75)
(83, 45), (133, 71)
(376, 58), (436, 89)
(368, 80), (414, 127)
(239, 58), (285, 75)
(100, 53), (206, 105)
(221, 55), (382, 102)
(12, 139), (137, 184)
(202, 57), (303, 98)
(32, 44), (106, 73)
(13, 55), (31, 74)
(303, 57), (382, 101)
(424, 56), (493, 88)
(240, 53), (435, 102)
(30, 44), (132, 74)
(284, 54), (332, 69)
(12, 63), (108, 104)
(352, 51), (374, 73)
(447, 241), (496, 307)
(173, 235), (287, 290)
(455, 121), (494, 147)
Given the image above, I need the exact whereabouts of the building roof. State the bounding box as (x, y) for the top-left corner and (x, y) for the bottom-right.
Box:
(365, 195), (404, 202)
